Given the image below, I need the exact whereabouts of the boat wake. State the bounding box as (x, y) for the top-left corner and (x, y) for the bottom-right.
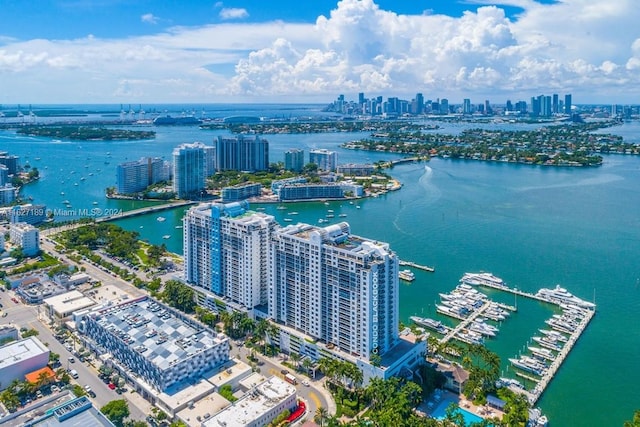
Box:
(391, 165), (441, 236)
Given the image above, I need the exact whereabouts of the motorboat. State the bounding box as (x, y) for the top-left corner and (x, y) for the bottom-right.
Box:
(399, 270), (415, 281)
(536, 285), (596, 309)
(529, 346), (556, 361)
(509, 357), (546, 376)
(410, 316), (446, 333)
(460, 272), (507, 289)
(539, 329), (568, 342)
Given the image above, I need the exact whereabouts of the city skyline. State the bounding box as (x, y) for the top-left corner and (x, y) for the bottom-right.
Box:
(2, 0), (640, 104)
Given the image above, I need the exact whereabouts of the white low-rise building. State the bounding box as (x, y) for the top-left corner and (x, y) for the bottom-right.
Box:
(203, 376), (297, 427)
(44, 290), (97, 321)
(0, 337), (50, 391)
(9, 222), (39, 256)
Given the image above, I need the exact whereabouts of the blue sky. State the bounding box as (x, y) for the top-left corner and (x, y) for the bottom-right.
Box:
(1, 0), (545, 40)
(1, 0), (638, 104)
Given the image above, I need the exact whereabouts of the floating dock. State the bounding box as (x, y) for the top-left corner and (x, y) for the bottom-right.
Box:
(399, 260), (435, 272)
(526, 308), (595, 404)
(440, 301), (491, 344)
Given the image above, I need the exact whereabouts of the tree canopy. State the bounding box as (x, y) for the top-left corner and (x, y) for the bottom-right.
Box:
(100, 399), (130, 427)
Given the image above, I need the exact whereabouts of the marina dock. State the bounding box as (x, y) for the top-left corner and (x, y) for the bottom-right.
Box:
(466, 275), (597, 405)
(468, 279), (553, 304)
(399, 260), (435, 272)
(436, 273), (598, 408)
(526, 308), (596, 404)
(440, 301), (491, 344)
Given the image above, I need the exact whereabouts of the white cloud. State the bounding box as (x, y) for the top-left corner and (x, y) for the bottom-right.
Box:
(141, 13), (160, 24)
(1, 0), (640, 103)
(227, 0), (640, 102)
(219, 8), (249, 20)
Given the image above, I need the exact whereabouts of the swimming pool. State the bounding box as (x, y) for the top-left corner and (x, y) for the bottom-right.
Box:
(431, 399), (485, 426)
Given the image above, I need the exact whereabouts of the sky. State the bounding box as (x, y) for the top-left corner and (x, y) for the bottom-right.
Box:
(1, 0), (639, 105)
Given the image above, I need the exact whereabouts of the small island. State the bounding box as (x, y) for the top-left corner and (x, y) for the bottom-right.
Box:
(200, 120), (439, 134)
(342, 121), (640, 167)
(16, 125), (155, 141)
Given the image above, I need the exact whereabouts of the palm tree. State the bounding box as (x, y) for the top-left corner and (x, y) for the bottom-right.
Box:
(254, 319), (268, 353)
(315, 407), (329, 427)
(36, 371), (52, 389)
(290, 352), (301, 372)
(302, 357), (314, 377)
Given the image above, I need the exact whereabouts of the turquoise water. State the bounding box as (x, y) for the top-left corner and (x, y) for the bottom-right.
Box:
(431, 398), (485, 425)
(3, 117), (640, 426)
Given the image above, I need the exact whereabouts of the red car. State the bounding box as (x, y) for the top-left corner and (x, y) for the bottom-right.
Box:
(11, 297), (19, 303)
(108, 383), (116, 390)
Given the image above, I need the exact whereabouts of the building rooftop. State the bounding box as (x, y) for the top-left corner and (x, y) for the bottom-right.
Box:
(175, 390), (229, 427)
(202, 358), (253, 389)
(89, 297), (226, 372)
(44, 290), (96, 316)
(278, 222), (391, 256)
(26, 396), (114, 427)
(25, 366), (56, 384)
(0, 337), (49, 370)
(203, 376), (296, 427)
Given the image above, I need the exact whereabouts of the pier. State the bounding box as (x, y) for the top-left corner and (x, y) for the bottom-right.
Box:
(526, 308), (596, 404)
(97, 201), (196, 223)
(440, 301), (491, 344)
(399, 260), (435, 272)
(471, 279), (554, 304)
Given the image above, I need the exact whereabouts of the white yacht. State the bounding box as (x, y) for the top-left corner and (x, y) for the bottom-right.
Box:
(509, 357), (546, 376)
(410, 316), (446, 333)
(399, 269), (415, 281)
(528, 346), (556, 362)
(460, 272), (508, 289)
(539, 329), (568, 342)
(536, 285), (596, 309)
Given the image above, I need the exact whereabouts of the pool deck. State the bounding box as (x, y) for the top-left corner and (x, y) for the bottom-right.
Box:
(417, 390), (504, 423)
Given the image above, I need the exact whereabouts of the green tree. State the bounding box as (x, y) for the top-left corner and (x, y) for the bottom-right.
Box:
(21, 328), (39, 338)
(101, 399), (130, 427)
(0, 388), (20, 412)
(315, 406), (329, 426)
(624, 410), (640, 427)
(146, 244), (166, 267)
(370, 353), (382, 367)
(72, 384), (86, 397)
(161, 280), (196, 313)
